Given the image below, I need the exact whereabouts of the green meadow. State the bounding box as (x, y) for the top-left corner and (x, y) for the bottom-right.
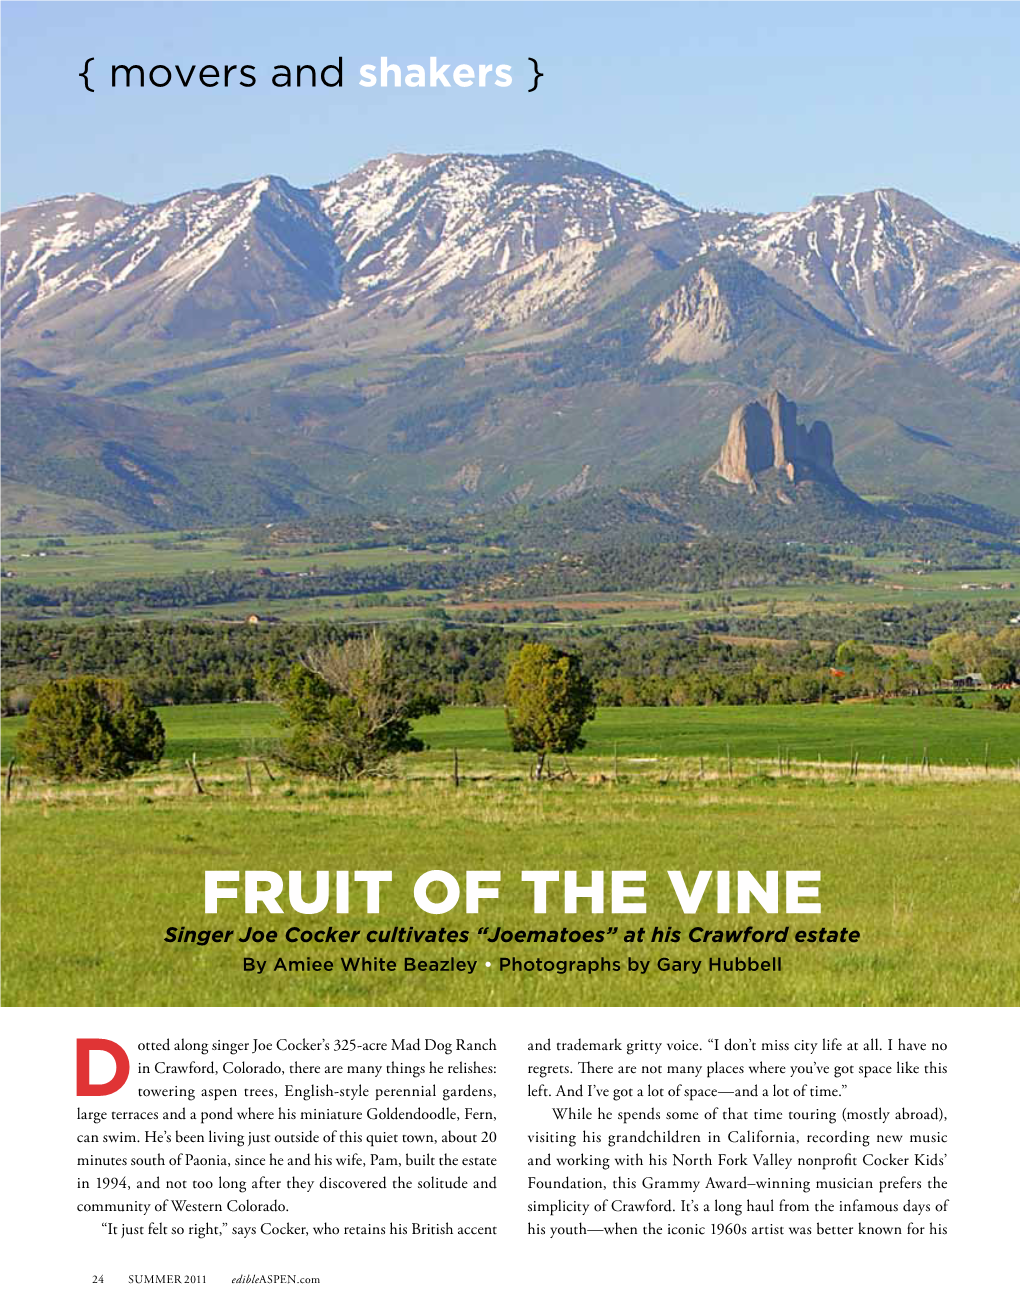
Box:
(2, 776), (1017, 1009)
(4, 699), (1017, 770)
(412, 702), (1020, 770)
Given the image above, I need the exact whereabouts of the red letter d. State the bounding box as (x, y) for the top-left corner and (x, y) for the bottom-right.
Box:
(76, 1039), (130, 1096)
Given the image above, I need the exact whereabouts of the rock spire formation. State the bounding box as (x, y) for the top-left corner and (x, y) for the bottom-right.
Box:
(713, 390), (839, 488)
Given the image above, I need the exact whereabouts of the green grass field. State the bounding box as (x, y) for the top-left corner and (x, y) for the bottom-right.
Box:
(1, 530), (450, 586)
(413, 702), (1020, 770)
(2, 776), (1016, 1007)
(3, 700), (1016, 770)
(3, 700), (1016, 1009)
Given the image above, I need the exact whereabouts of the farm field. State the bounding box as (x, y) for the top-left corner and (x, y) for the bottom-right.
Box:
(93, 590), (442, 626)
(3, 524), (1017, 632)
(1, 529), (456, 585)
(3, 699), (1016, 770)
(2, 777), (1016, 1008)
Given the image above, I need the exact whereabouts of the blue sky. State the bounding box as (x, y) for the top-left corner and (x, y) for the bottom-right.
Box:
(2, 1), (1018, 238)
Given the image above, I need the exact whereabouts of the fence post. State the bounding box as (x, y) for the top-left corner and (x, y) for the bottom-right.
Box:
(244, 759), (253, 794)
(453, 748), (460, 788)
(613, 742), (619, 783)
(259, 758), (276, 782)
(5, 757), (15, 802)
(187, 755), (205, 795)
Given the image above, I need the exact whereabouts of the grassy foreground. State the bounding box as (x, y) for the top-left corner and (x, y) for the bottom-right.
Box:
(2, 774), (1017, 1007)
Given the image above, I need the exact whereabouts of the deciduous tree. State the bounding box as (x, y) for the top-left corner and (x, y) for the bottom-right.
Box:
(264, 631), (438, 778)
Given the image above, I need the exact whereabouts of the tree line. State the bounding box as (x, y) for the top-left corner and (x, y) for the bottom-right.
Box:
(4, 619), (1016, 718)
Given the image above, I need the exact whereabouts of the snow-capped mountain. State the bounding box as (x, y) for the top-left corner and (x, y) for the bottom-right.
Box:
(1, 176), (340, 340)
(3, 151), (1019, 531)
(2, 153), (1017, 393)
(1, 151), (696, 343)
(714, 189), (1020, 391)
(317, 151), (696, 310)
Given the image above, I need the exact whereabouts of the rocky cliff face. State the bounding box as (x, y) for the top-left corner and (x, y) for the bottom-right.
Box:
(649, 267), (736, 363)
(713, 390), (839, 488)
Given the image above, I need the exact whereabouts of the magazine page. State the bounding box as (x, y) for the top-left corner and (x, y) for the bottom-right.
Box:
(1, 2), (1017, 1305)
